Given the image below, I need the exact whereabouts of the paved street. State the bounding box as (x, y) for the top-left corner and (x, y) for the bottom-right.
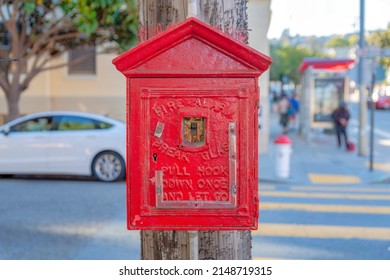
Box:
(349, 104), (390, 170)
(253, 182), (390, 259)
(0, 178), (140, 260)
(349, 103), (390, 134)
(253, 105), (390, 260)
(1, 177), (390, 260)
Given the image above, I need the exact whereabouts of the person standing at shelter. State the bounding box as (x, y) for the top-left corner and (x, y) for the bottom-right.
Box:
(277, 92), (290, 134)
(331, 101), (350, 149)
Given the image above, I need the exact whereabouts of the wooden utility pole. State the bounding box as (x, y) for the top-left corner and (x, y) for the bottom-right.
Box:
(137, 0), (251, 260)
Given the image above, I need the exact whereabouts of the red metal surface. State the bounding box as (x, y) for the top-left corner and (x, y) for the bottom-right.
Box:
(113, 17), (271, 230)
(113, 17), (271, 77)
(299, 58), (355, 73)
(274, 135), (292, 145)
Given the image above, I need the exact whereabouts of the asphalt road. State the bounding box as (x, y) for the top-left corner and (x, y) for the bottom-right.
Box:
(349, 103), (390, 133)
(1, 177), (390, 260)
(348, 104), (390, 166)
(254, 182), (390, 260)
(0, 178), (140, 260)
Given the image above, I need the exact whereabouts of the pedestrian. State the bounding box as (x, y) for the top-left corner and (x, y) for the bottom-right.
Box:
(271, 91), (279, 113)
(288, 93), (300, 130)
(277, 92), (290, 134)
(331, 101), (350, 149)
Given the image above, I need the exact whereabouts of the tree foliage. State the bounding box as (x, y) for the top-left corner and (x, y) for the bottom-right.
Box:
(325, 35), (358, 48)
(368, 24), (390, 68)
(0, 0), (138, 121)
(270, 44), (326, 84)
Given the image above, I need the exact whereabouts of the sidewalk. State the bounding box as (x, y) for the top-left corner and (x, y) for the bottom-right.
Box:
(259, 113), (390, 185)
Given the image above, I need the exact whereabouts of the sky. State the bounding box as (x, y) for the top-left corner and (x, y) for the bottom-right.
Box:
(267, 0), (390, 39)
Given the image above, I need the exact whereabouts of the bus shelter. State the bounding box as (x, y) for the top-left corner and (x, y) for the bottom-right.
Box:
(299, 58), (355, 141)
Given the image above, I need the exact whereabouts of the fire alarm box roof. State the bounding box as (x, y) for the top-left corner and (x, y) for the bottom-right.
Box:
(113, 17), (272, 77)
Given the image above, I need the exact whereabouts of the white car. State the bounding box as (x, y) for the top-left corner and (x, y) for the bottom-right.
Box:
(0, 111), (126, 182)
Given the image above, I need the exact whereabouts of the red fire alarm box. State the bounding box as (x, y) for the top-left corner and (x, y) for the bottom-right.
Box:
(113, 17), (271, 230)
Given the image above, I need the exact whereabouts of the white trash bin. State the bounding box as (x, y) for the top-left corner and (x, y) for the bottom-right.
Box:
(274, 135), (292, 178)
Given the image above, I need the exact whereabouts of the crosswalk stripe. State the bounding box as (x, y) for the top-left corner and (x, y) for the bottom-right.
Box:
(291, 186), (390, 193)
(261, 202), (390, 214)
(308, 174), (361, 184)
(260, 191), (390, 201)
(252, 223), (390, 240)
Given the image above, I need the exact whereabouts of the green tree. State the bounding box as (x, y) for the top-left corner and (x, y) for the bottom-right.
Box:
(270, 44), (326, 84)
(0, 0), (137, 121)
(368, 24), (390, 68)
(347, 34), (359, 46)
(325, 35), (351, 48)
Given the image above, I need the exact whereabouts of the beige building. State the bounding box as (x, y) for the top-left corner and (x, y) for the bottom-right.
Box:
(248, 0), (272, 154)
(0, 0), (272, 152)
(0, 51), (126, 124)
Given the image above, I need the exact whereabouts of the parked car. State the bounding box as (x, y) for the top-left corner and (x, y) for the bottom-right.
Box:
(375, 95), (390, 110)
(0, 111), (126, 182)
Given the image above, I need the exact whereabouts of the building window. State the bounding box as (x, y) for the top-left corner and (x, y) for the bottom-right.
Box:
(68, 45), (96, 75)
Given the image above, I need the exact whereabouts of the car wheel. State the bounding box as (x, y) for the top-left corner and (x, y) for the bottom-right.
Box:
(92, 151), (125, 182)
